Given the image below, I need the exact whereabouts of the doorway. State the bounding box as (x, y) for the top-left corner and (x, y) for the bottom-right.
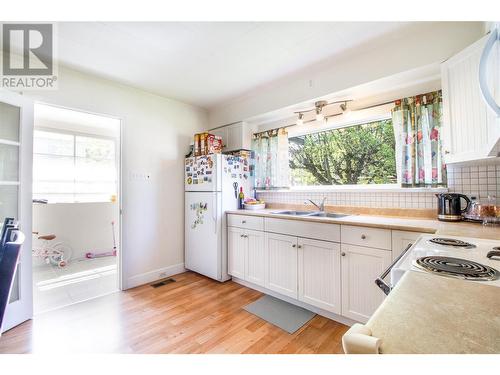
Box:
(31, 103), (121, 314)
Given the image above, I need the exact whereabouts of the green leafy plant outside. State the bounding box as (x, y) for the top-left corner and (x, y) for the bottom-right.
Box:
(289, 119), (397, 185)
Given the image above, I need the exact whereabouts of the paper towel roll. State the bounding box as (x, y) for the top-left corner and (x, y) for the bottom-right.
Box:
(342, 323), (382, 354)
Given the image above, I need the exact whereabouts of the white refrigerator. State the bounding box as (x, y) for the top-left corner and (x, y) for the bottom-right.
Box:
(184, 154), (253, 281)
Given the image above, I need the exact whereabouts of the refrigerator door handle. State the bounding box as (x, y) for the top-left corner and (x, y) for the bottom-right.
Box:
(212, 193), (217, 234)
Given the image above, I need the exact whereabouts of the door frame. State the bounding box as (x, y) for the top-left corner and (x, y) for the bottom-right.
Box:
(32, 101), (124, 292)
(0, 89), (34, 332)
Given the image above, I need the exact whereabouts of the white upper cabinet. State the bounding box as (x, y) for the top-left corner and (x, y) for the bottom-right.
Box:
(210, 122), (252, 152)
(441, 31), (500, 164)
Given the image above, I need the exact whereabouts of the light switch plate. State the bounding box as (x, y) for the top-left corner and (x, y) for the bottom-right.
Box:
(130, 171), (152, 182)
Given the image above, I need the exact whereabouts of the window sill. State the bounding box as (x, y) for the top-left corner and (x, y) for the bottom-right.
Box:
(256, 185), (448, 194)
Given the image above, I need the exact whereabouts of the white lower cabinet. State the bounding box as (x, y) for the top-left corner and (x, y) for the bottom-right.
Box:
(245, 229), (266, 286)
(298, 238), (341, 314)
(341, 244), (392, 323)
(391, 230), (424, 260)
(266, 233), (298, 299)
(228, 217), (422, 324)
(228, 226), (246, 279)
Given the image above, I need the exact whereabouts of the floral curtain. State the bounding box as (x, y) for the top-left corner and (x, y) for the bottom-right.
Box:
(252, 128), (290, 189)
(392, 91), (447, 187)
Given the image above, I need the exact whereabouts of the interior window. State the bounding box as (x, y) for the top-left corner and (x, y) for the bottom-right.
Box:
(33, 130), (117, 203)
(288, 118), (397, 186)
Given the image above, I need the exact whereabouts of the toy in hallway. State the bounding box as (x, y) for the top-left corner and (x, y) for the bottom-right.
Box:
(32, 232), (73, 268)
(85, 221), (118, 259)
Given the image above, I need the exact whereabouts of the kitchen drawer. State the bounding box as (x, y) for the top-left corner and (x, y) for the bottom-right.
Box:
(265, 218), (340, 243)
(341, 225), (391, 250)
(227, 214), (264, 231)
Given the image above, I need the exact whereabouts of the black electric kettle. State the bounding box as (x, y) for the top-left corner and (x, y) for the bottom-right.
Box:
(436, 193), (471, 222)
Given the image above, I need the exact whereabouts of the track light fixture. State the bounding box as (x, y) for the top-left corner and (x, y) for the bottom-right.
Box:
(294, 99), (353, 125)
(315, 100), (328, 121)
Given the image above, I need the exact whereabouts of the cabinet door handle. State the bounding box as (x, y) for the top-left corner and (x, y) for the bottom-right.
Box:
(242, 220), (246, 224)
(341, 252), (346, 256)
(479, 28), (500, 116)
(292, 244), (296, 248)
(297, 245), (302, 249)
(240, 234), (245, 238)
(361, 234), (366, 240)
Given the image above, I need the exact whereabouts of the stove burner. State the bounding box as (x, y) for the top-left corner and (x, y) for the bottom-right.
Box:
(414, 256), (500, 281)
(429, 237), (476, 248)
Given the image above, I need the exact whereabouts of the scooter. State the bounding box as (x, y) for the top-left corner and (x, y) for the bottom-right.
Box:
(85, 221), (118, 259)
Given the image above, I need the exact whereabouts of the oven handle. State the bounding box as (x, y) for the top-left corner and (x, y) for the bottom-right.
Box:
(375, 243), (414, 296)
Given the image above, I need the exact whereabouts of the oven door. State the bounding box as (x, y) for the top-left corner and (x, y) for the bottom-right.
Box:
(375, 243), (413, 295)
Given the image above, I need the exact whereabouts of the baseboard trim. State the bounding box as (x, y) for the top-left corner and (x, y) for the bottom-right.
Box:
(126, 263), (185, 289)
(232, 277), (358, 327)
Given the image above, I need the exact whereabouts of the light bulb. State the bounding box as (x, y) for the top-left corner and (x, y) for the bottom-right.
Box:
(314, 100), (328, 123)
(340, 102), (351, 117)
(297, 113), (304, 126)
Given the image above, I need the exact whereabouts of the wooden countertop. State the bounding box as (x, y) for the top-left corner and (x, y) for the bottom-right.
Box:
(366, 271), (500, 354)
(226, 209), (500, 240)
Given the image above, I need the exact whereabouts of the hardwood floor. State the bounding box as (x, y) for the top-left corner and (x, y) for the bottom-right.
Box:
(0, 271), (348, 354)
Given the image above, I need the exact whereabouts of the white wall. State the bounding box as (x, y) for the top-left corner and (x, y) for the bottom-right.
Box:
(24, 66), (207, 288)
(208, 22), (485, 127)
(32, 202), (119, 263)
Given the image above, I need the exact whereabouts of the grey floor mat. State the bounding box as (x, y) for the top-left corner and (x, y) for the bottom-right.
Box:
(243, 295), (316, 334)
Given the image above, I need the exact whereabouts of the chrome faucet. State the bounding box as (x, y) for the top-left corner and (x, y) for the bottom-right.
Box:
(305, 197), (327, 212)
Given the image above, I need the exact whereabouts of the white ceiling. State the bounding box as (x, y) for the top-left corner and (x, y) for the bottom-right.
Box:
(55, 22), (411, 109)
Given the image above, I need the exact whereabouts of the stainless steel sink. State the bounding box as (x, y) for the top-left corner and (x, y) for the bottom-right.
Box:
(271, 210), (349, 218)
(308, 212), (350, 218)
(271, 210), (314, 216)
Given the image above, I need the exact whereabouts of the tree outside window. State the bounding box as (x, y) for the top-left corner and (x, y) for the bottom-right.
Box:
(289, 119), (397, 186)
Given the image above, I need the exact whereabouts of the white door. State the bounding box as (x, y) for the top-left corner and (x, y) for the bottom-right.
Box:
(227, 226), (245, 279)
(298, 238), (341, 314)
(245, 229), (266, 286)
(341, 244), (392, 323)
(185, 191), (221, 280)
(0, 90), (33, 333)
(266, 233), (297, 299)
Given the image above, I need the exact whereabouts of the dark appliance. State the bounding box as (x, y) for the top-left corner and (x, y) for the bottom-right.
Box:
(436, 193), (471, 222)
(0, 218), (24, 335)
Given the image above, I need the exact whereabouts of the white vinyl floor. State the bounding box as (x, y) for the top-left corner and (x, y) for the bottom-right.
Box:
(32, 256), (118, 314)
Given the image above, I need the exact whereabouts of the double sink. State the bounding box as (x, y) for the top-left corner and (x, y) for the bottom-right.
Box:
(271, 210), (349, 218)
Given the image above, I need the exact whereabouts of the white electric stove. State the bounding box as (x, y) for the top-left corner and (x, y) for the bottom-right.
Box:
(376, 234), (500, 295)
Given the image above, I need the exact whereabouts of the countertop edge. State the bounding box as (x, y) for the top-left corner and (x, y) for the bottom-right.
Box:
(225, 209), (500, 239)
(226, 209), (436, 233)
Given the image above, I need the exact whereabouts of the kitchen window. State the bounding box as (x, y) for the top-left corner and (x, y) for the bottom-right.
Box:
(33, 129), (118, 203)
(289, 118), (397, 186)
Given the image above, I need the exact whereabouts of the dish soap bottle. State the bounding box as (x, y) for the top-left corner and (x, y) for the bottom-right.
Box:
(238, 187), (245, 209)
